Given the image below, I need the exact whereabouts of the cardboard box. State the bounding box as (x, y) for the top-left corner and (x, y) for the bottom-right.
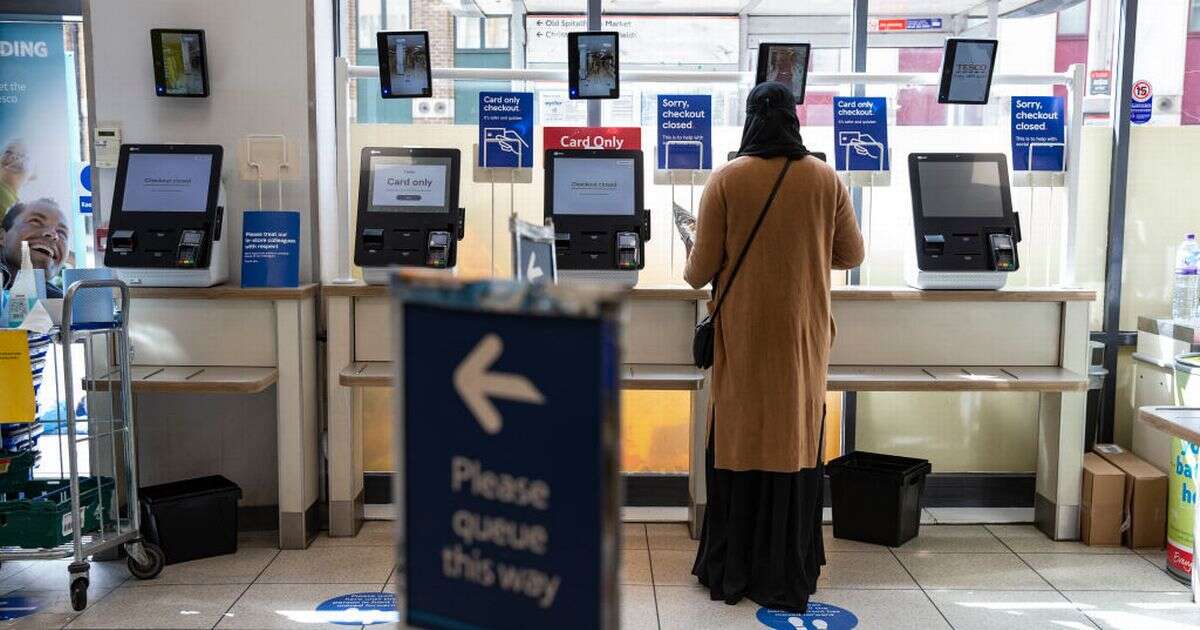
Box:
(1095, 444), (1168, 549)
(1081, 453), (1125, 546)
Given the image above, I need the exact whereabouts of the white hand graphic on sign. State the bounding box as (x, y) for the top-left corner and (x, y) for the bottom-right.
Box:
(837, 131), (885, 170)
(527, 251), (544, 281)
(483, 127), (531, 168)
(453, 333), (545, 434)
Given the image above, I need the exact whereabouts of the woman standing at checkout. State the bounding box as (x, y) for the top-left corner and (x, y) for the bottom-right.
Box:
(683, 82), (864, 612)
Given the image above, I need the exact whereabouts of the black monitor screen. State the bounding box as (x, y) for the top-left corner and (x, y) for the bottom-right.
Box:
(756, 43), (811, 104)
(151, 29), (208, 97)
(569, 32), (619, 100)
(917, 160), (1005, 218)
(367, 155), (452, 213)
(377, 31), (432, 98)
(552, 156), (636, 216)
(939, 39), (998, 104)
(121, 153), (214, 212)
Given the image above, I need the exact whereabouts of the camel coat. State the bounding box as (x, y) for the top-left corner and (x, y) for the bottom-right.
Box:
(684, 155), (864, 473)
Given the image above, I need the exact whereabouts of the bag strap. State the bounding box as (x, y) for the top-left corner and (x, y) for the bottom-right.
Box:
(710, 157), (794, 319)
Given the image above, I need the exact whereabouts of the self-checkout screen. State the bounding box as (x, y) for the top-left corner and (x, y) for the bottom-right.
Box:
(918, 161), (1004, 218)
(553, 157), (636, 216)
(121, 153), (213, 212)
(368, 157), (451, 213)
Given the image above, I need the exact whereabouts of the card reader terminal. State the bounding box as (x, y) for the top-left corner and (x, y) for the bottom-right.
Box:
(544, 149), (649, 283)
(906, 152), (1021, 289)
(355, 147), (464, 283)
(104, 144), (228, 287)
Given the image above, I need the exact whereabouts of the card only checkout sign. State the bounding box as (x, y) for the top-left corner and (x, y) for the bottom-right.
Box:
(398, 284), (620, 629)
(479, 91), (534, 168)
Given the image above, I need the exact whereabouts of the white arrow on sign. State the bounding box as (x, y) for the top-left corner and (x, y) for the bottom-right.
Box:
(453, 333), (545, 434)
(527, 251), (544, 281)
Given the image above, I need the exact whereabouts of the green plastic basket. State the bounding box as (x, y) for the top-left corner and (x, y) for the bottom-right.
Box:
(0, 450), (39, 491)
(0, 477), (117, 549)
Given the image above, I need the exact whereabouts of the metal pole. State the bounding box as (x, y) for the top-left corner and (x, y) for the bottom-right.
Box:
(586, 0), (602, 127)
(843, 0), (869, 455)
(1099, 0), (1137, 444)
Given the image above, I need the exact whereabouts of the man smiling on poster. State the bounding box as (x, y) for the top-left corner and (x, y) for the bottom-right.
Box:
(0, 198), (69, 298)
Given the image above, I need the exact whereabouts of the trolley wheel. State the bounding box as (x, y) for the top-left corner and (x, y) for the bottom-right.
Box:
(70, 577), (88, 611)
(127, 543), (165, 580)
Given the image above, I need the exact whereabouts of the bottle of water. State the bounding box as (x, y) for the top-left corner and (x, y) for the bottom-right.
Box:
(1173, 234), (1200, 321)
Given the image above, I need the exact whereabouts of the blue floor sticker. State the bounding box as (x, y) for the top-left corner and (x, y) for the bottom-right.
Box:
(758, 603), (859, 629)
(314, 592), (398, 626)
(0, 595), (40, 621)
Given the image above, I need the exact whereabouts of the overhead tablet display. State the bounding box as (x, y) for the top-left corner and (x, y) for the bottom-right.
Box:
(377, 31), (433, 98)
(938, 39), (998, 104)
(121, 152), (215, 212)
(151, 29), (209, 97)
(366, 154), (453, 213)
(756, 43), (811, 104)
(568, 32), (619, 100)
(551, 155), (636, 216)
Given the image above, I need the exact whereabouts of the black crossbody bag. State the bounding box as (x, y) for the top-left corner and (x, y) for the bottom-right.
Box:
(693, 158), (794, 369)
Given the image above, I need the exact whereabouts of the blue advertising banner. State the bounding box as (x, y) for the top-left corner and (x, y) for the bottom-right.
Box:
(241, 211), (300, 288)
(1011, 96), (1065, 171)
(399, 281), (618, 629)
(479, 92), (534, 168)
(657, 95), (712, 170)
(0, 23), (74, 273)
(833, 97), (889, 171)
(78, 164), (91, 214)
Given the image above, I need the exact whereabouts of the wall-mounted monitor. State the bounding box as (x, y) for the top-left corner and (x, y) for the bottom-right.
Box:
(151, 29), (209, 97)
(755, 43), (811, 104)
(568, 31), (620, 100)
(937, 38), (999, 105)
(377, 31), (433, 99)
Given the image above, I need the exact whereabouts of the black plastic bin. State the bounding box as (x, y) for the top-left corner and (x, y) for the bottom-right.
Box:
(827, 451), (932, 547)
(139, 476), (242, 565)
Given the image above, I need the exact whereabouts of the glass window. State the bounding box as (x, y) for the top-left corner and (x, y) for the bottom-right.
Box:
(456, 16), (481, 49)
(1058, 1), (1090, 36)
(1193, 0), (1200, 31)
(358, 0), (382, 50)
(386, 0), (410, 30)
(484, 17), (509, 49)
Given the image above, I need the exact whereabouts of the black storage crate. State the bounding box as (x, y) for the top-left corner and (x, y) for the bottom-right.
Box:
(827, 451), (932, 547)
(139, 476), (242, 565)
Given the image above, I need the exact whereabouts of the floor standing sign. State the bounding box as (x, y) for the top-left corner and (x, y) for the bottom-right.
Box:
(832, 97), (889, 172)
(1011, 96), (1065, 172)
(394, 277), (621, 630)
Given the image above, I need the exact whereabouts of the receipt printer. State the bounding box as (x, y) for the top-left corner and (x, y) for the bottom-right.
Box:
(104, 144), (228, 287)
(906, 152), (1021, 290)
(544, 148), (649, 282)
(355, 147), (465, 284)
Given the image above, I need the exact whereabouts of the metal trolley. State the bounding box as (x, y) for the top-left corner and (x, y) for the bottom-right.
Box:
(0, 279), (164, 611)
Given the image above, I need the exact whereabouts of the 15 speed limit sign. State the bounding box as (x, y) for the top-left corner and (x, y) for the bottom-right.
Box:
(1131, 79), (1153, 124)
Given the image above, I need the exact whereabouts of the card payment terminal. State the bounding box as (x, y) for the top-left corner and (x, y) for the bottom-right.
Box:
(544, 149), (649, 285)
(906, 153), (1021, 290)
(355, 147), (465, 284)
(103, 144), (228, 287)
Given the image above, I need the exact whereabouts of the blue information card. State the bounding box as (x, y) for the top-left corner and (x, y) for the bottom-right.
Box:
(657, 95), (712, 170)
(479, 92), (534, 168)
(833, 97), (890, 171)
(1011, 96), (1065, 171)
(241, 210), (300, 288)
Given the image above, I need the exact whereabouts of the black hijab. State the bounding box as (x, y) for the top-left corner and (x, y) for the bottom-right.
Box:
(736, 81), (810, 160)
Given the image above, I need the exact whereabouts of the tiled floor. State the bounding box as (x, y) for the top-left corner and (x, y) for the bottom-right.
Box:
(2, 521), (1198, 628)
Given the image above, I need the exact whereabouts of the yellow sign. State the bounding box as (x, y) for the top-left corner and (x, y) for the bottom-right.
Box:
(0, 330), (35, 423)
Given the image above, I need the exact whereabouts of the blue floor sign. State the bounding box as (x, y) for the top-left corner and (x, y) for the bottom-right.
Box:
(758, 603), (859, 629)
(0, 595), (39, 621)
(315, 592), (397, 626)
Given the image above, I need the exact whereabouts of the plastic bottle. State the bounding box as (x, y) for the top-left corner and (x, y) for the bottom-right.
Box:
(1173, 234), (1200, 321)
(4, 242), (36, 327)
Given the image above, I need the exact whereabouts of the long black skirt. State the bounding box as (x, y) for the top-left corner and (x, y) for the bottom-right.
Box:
(691, 414), (826, 612)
